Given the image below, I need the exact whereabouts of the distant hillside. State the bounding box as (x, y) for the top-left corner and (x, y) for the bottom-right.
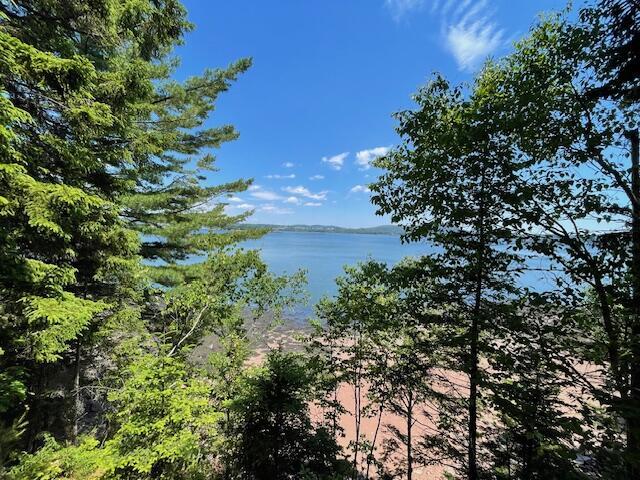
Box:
(233, 223), (404, 236)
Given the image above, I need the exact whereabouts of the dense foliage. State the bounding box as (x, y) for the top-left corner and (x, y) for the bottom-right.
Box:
(1, 0), (639, 479)
(0, 0), (318, 478)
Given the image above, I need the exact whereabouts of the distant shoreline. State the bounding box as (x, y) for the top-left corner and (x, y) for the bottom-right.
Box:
(233, 223), (404, 236)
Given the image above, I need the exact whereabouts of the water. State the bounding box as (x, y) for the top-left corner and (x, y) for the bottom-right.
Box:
(242, 231), (429, 318)
(239, 231), (559, 323)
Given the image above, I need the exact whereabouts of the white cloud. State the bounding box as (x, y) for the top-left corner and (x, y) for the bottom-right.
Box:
(259, 204), (293, 215)
(350, 185), (371, 194)
(282, 185), (328, 201)
(309, 174), (325, 180)
(266, 173), (296, 179)
(227, 196), (243, 203)
(251, 190), (282, 201)
(223, 202), (255, 215)
(249, 185), (283, 201)
(282, 162), (295, 168)
(436, 0), (505, 72)
(385, 0), (424, 20)
(450, 0), (472, 18)
(322, 152), (349, 171)
(355, 146), (390, 170)
(303, 202), (322, 207)
(284, 196), (300, 205)
(446, 20), (504, 71)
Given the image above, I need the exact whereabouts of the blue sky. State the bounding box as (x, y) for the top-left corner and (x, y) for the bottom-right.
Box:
(176, 0), (578, 227)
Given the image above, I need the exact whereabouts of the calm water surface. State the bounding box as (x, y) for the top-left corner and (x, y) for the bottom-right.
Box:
(242, 231), (430, 307)
(240, 231), (557, 322)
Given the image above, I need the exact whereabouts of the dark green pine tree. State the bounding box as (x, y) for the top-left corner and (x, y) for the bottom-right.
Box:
(227, 350), (353, 480)
(0, 0), (141, 450)
(0, 0), (260, 456)
(119, 49), (263, 288)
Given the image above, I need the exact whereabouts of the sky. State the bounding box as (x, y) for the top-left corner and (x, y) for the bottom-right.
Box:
(176, 0), (580, 227)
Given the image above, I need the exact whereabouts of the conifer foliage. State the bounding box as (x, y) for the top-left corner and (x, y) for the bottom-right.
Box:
(0, 0), (266, 470)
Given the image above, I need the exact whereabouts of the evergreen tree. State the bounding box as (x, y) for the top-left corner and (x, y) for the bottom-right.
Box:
(0, 0), (142, 449)
(226, 350), (352, 480)
(0, 0), (264, 461)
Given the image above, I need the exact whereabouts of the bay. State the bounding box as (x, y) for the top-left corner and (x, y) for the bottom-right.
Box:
(241, 231), (557, 323)
(242, 231), (429, 306)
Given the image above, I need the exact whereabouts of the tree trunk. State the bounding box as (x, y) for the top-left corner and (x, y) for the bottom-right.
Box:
(468, 173), (487, 480)
(592, 271), (625, 396)
(366, 404), (384, 480)
(72, 340), (82, 443)
(407, 392), (413, 480)
(627, 128), (640, 478)
(469, 278), (480, 480)
(352, 327), (363, 479)
(274, 408), (282, 480)
(352, 361), (362, 479)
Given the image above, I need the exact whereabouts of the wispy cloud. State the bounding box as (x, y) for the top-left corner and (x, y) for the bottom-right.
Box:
(258, 204), (293, 215)
(284, 196), (300, 205)
(249, 185), (283, 201)
(303, 202), (322, 207)
(386, 0), (506, 71)
(439, 0), (505, 71)
(266, 173), (296, 179)
(355, 146), (390, 170)
(282, 185), (328, 201)
(282, 162), (295, 168)
(250, 190), (282, 201)
(440, 0), (455, 16)
(223, 201), (255, 215)
(227, 196), (243, 203)
(350, 185), (371, 194)
(385, 0), (424, 20)
(309, 174), (325, 180)
(322, 152), (349, 171)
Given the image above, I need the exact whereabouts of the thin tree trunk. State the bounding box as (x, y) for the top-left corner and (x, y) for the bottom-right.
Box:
(352, 360), (362, 478)
(626, 128), (640, 478)
(350, 324), (364, 479)
(469, 172), (487, 480)
(333, 383), (339, 436)
(592, 271), (625, 396)
(469, 277), (481, 480)
(365, 403), (384, 480)
(407, 392), (413, 480)
(331, 341), (339, 438)
(274, 408), (282, 480)
(72, 339), (81, 443)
